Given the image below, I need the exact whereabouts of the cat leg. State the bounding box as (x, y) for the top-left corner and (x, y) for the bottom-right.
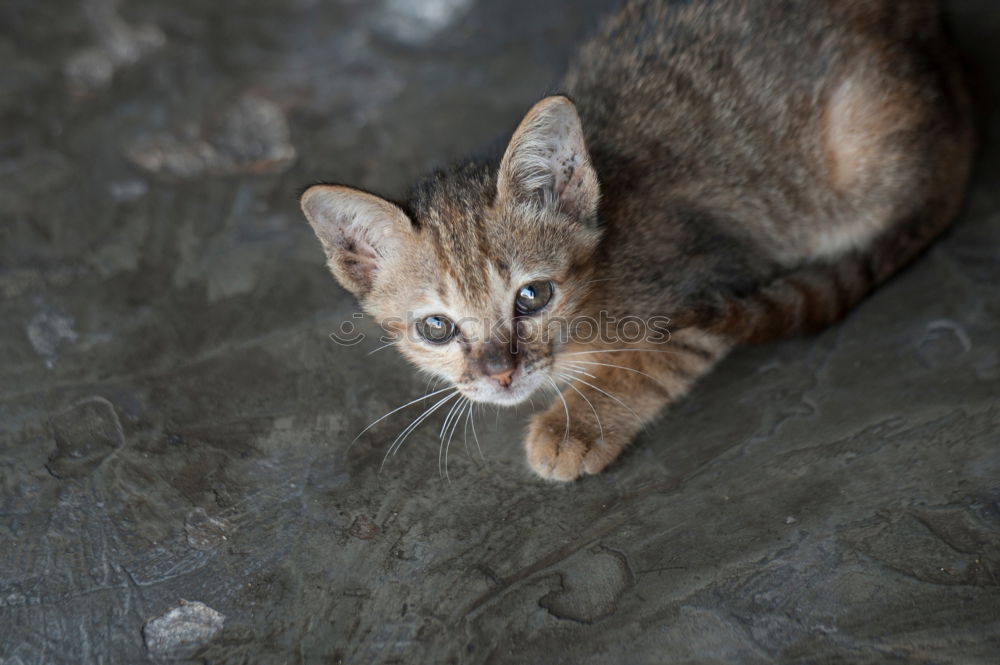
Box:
(525, 329), (732, 481)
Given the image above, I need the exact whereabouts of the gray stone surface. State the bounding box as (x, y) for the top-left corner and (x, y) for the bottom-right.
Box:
(1, 0), (998, 663)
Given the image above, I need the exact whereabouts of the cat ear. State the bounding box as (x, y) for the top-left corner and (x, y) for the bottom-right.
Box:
(497, 95), (600, 222)
(300, 185), (414, 297)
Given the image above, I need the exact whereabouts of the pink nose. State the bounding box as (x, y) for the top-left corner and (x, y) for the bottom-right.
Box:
(490, 368), (515, 388)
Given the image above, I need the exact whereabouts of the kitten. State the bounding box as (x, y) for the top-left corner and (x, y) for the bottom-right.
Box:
(300, 0), (973, 481)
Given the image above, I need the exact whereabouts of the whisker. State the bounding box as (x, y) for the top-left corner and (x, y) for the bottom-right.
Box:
(388, 392), (458, 460)
(556, 372), (644, 424)
(353, 385), (455, 444)
(546, 376), (571, 448)
(565, 359), (665, 387)
(442, 400), (468, 482)
(562, 348), (686, 357)
(439, 397), (464, 439)
(462, 404), (473, 458)
(562, 365), (598, 380)
(562, 380), (604, 444)
(380, 391), (458, 472)
(470, 404), (485, 461)
(424, 373), (443, 395)
(439, 398), (463, 476)
(379, 394), (446, 462)
(438, 397), (467, 479)
(367, 341), (399, 356)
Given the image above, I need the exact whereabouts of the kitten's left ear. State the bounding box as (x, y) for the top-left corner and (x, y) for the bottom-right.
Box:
(497, 95), (600, 223)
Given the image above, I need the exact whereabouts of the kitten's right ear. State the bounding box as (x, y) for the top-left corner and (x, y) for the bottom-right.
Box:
(497, 95), (600, 223)
(300, 185), (414, 298)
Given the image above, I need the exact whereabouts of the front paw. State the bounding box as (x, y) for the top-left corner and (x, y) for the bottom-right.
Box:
(524, 410), (621, 481)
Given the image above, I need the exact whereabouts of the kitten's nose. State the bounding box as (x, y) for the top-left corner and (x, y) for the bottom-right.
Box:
(490, 368), (515, 388)
(478, 341), (516, 388)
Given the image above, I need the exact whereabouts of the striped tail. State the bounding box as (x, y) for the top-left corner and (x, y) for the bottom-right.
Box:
(703, 196), (967, 344)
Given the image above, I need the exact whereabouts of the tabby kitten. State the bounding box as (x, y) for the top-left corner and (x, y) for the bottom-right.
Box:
(301, 0), (973, 480)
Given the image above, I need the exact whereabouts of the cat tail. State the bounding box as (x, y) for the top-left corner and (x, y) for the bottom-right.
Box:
(702, 195), (968, 344)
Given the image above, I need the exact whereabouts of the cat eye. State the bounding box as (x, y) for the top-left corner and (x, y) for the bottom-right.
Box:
(417, 315), (456, 344)
(514, 281), (554, 315)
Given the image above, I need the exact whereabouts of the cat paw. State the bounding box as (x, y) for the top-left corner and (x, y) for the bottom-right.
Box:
(524, 412), (620, 481)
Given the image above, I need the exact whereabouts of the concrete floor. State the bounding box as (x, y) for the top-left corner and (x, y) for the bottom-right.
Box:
(1, 0), (998, 662)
